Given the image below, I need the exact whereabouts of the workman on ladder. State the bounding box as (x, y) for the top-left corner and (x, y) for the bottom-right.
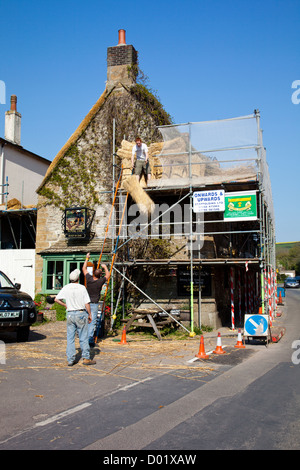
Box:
(131, 136), (151, 184)
(82, 253), (109, 347)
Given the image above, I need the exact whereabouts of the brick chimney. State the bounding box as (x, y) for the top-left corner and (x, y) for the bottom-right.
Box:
(107, 30), (138, 90)
(5, 95), (21, 145)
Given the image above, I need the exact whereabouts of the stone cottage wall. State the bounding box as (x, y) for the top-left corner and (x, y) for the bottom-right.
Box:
(35, 201), (61, 292)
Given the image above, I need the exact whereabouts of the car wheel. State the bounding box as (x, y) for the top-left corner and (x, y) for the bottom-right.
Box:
(17, 326), (30, 342)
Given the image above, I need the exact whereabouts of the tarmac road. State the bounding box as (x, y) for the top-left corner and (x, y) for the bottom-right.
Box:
(0, 290), (298, 452)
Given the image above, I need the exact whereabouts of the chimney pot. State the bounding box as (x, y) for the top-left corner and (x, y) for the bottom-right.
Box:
(118, 29), (126, 45)
(10, 95), (17, 111)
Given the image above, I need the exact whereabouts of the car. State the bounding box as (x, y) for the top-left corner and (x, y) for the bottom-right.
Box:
(284, 277), (300, 289)
(0, 271), (37, 341)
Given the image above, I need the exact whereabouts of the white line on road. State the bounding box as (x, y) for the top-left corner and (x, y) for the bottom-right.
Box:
(0, 377), (155, 445)
(35, 402), (92, 427)
(117, 376), (154, 392)
(36, 377), (154, 427)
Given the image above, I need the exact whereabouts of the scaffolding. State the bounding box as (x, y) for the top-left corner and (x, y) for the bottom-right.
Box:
(0, 177), (37, 249)
(98, 111), (276, 337)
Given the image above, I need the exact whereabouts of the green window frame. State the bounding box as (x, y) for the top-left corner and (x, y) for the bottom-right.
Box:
(45, 259), (64, 291)
(41, 253), (110, 294)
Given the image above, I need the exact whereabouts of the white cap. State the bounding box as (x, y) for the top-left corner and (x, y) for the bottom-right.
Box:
(69, 269), (80, 282)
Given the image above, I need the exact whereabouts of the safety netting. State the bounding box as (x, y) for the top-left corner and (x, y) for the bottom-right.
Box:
(152, 113), (274, 221)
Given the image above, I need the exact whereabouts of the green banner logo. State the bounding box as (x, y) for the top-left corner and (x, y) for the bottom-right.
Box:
(224, 191), (257, 221)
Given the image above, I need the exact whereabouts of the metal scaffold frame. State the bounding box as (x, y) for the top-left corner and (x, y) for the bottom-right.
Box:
(98, 112), (276, 337)
(0, 177), (37, 250)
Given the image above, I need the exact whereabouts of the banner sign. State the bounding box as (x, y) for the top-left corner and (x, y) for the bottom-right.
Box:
(193, 190), (225, 213)
(224, 191), (257, 221)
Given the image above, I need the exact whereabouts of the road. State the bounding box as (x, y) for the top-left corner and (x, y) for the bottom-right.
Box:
(0, 289), (299, 454)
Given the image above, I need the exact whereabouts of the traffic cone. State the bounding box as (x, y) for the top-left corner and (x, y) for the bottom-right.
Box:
(195, 336), (209, 359)
(118, 325), (128, 345)
(213, 332), (226, 354)
(278, 291), (283, 305)
(234, 329), (245, 349)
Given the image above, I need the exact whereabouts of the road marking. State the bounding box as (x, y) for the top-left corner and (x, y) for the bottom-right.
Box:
(35, 402), (91, 427)
(118, 376), (153, 392)
(35, 377), (153, 428)
(0, 378), (155, 445)
(35, 378), (154, 427)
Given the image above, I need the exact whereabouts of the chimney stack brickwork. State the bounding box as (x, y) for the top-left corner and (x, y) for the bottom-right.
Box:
(107, 45), (138, 67)
(106, 30), (138, 90)
(5, 95), (21, 145)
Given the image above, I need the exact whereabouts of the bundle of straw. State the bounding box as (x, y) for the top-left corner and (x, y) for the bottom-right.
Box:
(123, 175), (155, 216)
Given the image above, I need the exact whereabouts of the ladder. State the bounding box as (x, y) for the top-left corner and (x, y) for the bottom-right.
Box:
(94, 166), (131, 342)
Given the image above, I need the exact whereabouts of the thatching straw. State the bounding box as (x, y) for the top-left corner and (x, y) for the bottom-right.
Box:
(123, 175), (155, 215)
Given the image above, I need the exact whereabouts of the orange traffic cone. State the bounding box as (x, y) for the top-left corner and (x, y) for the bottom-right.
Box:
(278, 291), (283, 305)
(213, 332), (226, 354)
(118, 325), (128, 345)
(195, 335), (209, 359)
(234, 329), (245, 349)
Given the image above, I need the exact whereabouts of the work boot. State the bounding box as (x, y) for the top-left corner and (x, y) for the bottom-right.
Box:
(82, 358), (96, 365)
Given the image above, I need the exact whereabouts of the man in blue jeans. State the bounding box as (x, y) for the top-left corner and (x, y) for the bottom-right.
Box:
(82, 253), (109, 347)
(55, 269), (96, 366)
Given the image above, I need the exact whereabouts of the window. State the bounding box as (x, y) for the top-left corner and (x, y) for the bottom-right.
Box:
(45, 260), (64, 291)
(42, 255), (102, 294)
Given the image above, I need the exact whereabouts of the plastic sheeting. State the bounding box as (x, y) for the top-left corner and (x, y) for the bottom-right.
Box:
(155, 113), (274, 222)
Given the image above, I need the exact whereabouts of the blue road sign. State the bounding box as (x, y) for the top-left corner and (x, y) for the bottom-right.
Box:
(244, 314), (269, 336)
(277, 287), (285, 298)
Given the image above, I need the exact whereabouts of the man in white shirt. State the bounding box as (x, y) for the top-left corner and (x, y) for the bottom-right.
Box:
(131, 137), (151, 183)
(55, 269), (96, 366)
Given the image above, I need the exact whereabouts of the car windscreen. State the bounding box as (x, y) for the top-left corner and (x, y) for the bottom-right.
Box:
(0, 272), (15, 288)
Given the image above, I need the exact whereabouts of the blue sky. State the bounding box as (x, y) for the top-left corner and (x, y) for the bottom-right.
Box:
(0, 0), (299, 243)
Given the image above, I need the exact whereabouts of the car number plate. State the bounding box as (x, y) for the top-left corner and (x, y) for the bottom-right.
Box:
(0, 311), (20, 319)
